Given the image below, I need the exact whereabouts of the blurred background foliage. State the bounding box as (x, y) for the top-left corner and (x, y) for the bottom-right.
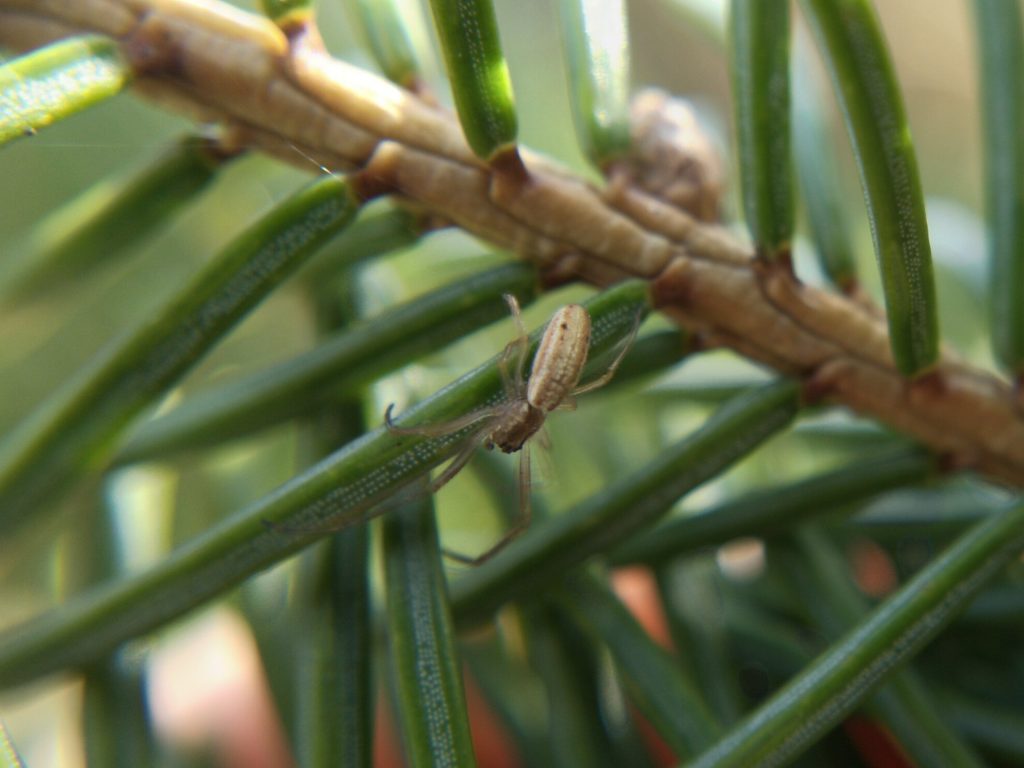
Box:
(0, 0), (1012, 765)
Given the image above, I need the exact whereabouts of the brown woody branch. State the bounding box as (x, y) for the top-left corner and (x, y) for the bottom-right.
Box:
(3, 0), (1024, 486)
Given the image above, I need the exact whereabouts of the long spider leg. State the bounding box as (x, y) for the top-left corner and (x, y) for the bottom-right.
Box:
(570, 310), (643, 396)
(504, 293), (529, 339)
(384, 402), (500, 437)
(262, 480), (405, 537)
(427, 429), (488, 494)
(531, 425), (558, 491)
(270, 425), (490, 543)
(535, 424), (553, 452)
(503, 293), (531, 394)
(445, 445), (533, 566)
(497, 338), (522, 399)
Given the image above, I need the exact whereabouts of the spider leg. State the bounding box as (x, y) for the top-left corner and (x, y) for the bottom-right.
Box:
(262, 486), (397, 537)
(535, 424), (553, 452)
(384, 402), (499, 437)
(267, 432), (484, 542)
(444, 444), (533, 566)
(570, 310), (643, 396)
(503, 293), (531, 394)
(427, 431), (487, 494)
(497, 338), (522, 399)
(504, 293), (529, 341)
(531, 427), (559, 494)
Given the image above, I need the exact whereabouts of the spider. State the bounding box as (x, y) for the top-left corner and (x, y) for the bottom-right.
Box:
(384, 294), (639, 564)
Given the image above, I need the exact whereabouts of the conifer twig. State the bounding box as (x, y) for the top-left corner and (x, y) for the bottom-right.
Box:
(3, 0), (1023, 485)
